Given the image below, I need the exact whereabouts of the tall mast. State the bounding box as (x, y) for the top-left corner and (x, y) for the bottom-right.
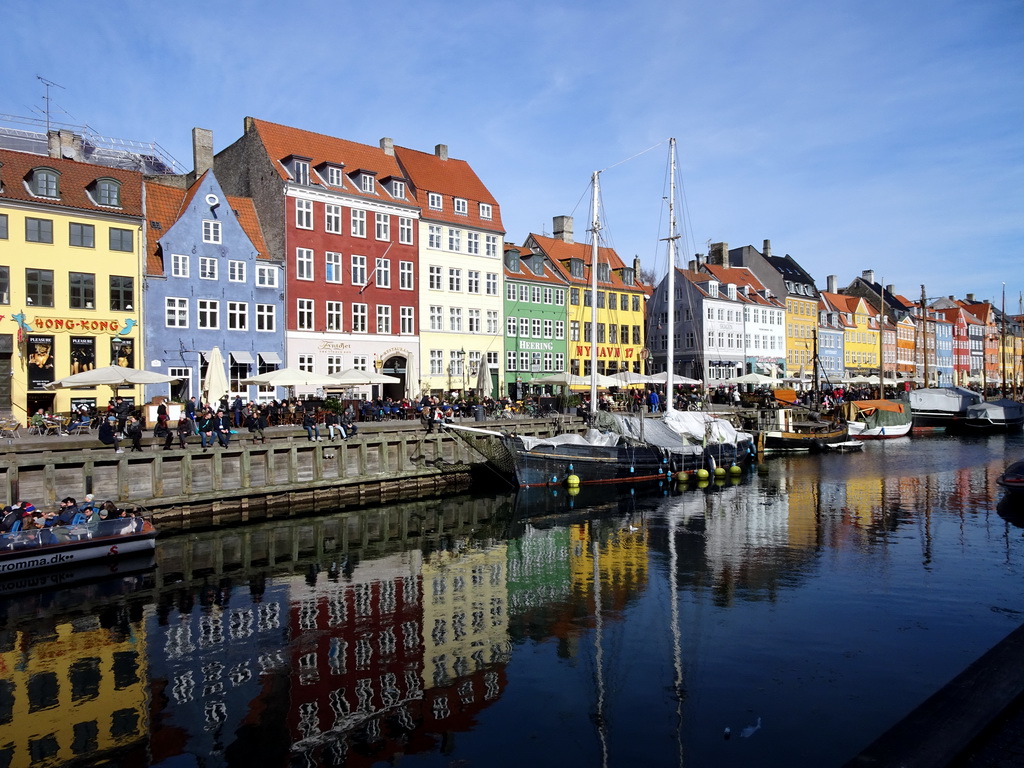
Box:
(1002, 283), (1007, 399)
(921, 285), (929, 388)
(878, 286), (885, 401)
(590, 171), (601, 415)
(665, 138), (677, 412)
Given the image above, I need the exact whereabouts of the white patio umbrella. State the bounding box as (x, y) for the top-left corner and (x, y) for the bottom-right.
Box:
(609, 371), (654, 388)
(202, 347), (230, 406)
(647, 371), (702, 385)
(533, 371), (620, 389)
(329, 368), (401, 386)
(45, 365), (179, 392)
(727, 372), (779, 386)
(241, 367), (340, 387)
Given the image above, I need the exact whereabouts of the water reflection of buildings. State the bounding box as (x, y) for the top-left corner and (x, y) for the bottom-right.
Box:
(0, 609), (149, 767)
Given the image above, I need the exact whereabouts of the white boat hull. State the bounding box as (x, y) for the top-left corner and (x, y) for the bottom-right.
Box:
(847, 421), (912, 439)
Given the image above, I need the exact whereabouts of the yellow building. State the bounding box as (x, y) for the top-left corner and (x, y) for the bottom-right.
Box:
(0, 614), (150, 767)
(527, 217), (647, 380)
(785, 292), (818, 376)
(0, 148), (144, 419)
(820, 292), (879, 376)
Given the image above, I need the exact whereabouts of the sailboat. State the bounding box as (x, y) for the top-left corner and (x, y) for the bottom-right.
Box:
(446, 140), (754, 487)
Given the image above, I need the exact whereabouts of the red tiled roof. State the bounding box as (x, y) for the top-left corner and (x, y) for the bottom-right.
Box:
(393, 145), (503, 232)
(528, 234), (642, 292)
(248, 118), (411, 205)
(503, 245), (569, 287)
(702, 264), (768, 293)
(0, 148), (143, 216)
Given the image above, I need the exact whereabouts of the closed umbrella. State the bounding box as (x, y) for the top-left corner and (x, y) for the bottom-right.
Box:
(202, 347), (230, 407)
(404, 355), (419, 400)
(475, 362), (493, 397)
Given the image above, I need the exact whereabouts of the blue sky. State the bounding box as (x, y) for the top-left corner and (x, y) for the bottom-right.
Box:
(4, 0), (1021, 306)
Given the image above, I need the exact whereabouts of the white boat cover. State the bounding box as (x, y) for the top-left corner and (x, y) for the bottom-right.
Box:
(517, 411), (749, 451)
(909, 387), (981, 411)
(966, 399), (1024, 421)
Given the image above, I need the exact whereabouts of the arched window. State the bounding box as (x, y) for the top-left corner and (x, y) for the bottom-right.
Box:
(96, 179), (121, 207)
(33, 168), (59, 198)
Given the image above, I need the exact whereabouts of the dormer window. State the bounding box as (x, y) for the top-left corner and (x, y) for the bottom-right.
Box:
(568, 258), (585, 279)
(454, 198), (468, 216)
(708, 281), (719, 298)
(391, 180), (406, 199)
(479, 203), (492, 220)
(428, 192), (442, 210)
(294, 160), (310, 185)
(361, 174), (375, 194)
(326, 166), (344, 187)
(32, 168), (59, 198)
(597, 263), (610, 283)
(95, 179), (121, 207)
(620, 267), (635, 285)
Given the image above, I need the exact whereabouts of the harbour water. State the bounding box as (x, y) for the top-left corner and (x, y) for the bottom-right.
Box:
(2, 432), (1024, 767)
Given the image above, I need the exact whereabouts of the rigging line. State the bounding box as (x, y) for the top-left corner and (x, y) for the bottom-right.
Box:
(599, 140), (666, 173)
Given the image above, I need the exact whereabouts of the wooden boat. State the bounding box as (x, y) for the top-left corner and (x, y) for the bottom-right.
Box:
(908, 386), (982, 433)
(757, 408), (848, 453)
(843, 400), (912, 439)
(0, 517), (157, 577)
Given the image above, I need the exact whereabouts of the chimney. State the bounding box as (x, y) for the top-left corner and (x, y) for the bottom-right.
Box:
(552, 215), (574, 244)
(688, 259), (697, 271)
(827, 275), (838, 293)
(862, 269), (875, 284)
(435, 144), (448, 161)
(763, 239), (771, 258)
(708, 242), (729, 267)
(966, 293), (975, 302)
(192, 127), (214, 177)
(244, 116), (256, 133)
(948, 295), (955, 301)
(885, 284), (894, 295)
(47, 129), (83, 161)
(379, 137), (394, 156)
(633, 256), (641, 278)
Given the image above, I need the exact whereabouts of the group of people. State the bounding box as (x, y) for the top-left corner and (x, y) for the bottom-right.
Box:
(0, 493), (139, 536)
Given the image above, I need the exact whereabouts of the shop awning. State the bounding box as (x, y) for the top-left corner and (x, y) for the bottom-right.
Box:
(260, 352), (282, 364)
(230, 351), (255, 364)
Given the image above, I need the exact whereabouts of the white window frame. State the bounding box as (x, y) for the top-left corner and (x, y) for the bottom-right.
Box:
(399, 261), (414, 290)
(351, 254), (367, 286)
(171, 254), (189, 278)
(228, 260), (246, 283)
(392, 180), (406, 199)
(228, 301), (248, 330)
(295, 198), (313, 229)
(486, 310), (498, 335)
(468, 308), (481, 333)
(376, 305), (391, 334)
(449, 307), (462, 332)
(399, 217), (413, 244)
(326, 300), (343, 331)
(296, 248), (314, 281)
(448, 228), (461, 252)
(479, 203), (492, 220)
(430, 350), (444, 375)
(325, 204), (341, 234)
(375, 212), (390, 241)
(467, 232), (479, 255)
(428, 224), (442, 249)
(293, 160), (310, 185)
(428, 192), (442, 210)
(360, 174), (375, 194)
(430, 305), (443, 331)
(376, 258), (391, 288)
(351, 303), (367, 333)
(202, 219), (222, 244)
(256, 265), (278, 288)
(428, 265), (442, 290)
(296, 298), (314, 330)
(454, 198), (468, 216)
(165, 297), (188, 328)
(198, 299), (219, 329)
(256, 303), (276, 332)
(297, 354), (314, 373)
(486, 273), (498, 295)
(326, 166), (344, 187)
(467, 270), (480, 294)
(449, 268), (462, 292)
(199, 257), (218, 281)
(485, 234), (498, 257)
(325, 252), (343, 284)
(351, 209), (366, 238)
(400, 306), (414, 335)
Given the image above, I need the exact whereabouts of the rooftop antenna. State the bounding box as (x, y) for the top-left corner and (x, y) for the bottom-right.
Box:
(36, 76), (65, 134)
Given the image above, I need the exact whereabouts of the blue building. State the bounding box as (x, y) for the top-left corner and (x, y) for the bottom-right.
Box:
(932, 315), (954, 385)
(143, 168), (284, 406)
(817, 294), (846, 387)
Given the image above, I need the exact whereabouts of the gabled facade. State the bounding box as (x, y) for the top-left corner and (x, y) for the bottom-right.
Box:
(931, 301), (973, 384)
(0, 147), (144, 416)
(526, 217), (646, 379)
(819, 291), (879, 377)
(393, 143), (504, 396)
(143, 168), (282, 404)
(700, 264), (786, 378)
(502, 244), (568, 398)
(215, 118), (421, 398)
(959, 297), (1001, 384)
(817, 295), (846, 385)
